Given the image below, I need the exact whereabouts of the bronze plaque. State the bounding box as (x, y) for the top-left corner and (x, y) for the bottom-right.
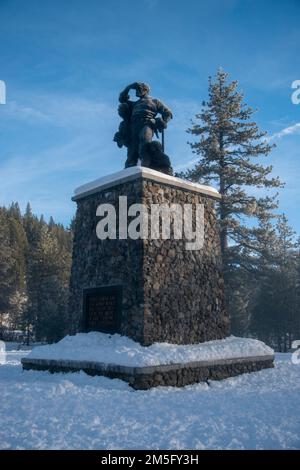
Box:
(83, 286), (122, 334)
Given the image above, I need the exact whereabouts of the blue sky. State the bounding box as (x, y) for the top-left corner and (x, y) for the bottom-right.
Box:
(0, 0), (299, 231)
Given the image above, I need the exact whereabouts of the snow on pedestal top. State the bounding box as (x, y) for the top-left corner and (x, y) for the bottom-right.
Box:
(26, 333), (274, 367)
(72, 166), (221, 201)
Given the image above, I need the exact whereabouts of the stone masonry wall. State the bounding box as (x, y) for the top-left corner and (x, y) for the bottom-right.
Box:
(69, 179), (145, 340)
(141, 180), (229, 344)
(68, 176), (229, 345)
(22, 356), (274, 390)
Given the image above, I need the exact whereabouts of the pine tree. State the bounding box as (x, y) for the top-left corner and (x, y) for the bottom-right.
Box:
(250, 215), (299, 350)
(0, 209), (15, 334)
(8, 202), (22, 221)
(48, 216), (55, 230)
(179, 69), (283, 271)
(178, 69), (285, 335)
(25, 218), (72, 343)
(273, 215), (299, 350)
(24, 202), (32, 218)
(7, 204), (28, 292)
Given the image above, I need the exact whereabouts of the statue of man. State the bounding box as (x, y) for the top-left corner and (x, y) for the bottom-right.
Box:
(114, 82), (173, 174)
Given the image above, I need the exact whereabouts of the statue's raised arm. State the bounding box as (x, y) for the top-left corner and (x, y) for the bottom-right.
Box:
(119, 83), (138, 103)
(113, 82), (173, 175)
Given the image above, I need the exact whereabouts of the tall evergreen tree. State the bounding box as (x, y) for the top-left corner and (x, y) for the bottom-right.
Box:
(7, 203), (28, 292)
(0, 209), (14, 316)
(250, 215), (299, 350)
(273, 215), (299, 350)
(25, 217), (72, 343)
(178, 69), (286, 335)
(179, 69), (283, 271)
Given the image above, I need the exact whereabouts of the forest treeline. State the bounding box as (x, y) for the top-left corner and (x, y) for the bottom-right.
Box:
(0, 202), (72, 344)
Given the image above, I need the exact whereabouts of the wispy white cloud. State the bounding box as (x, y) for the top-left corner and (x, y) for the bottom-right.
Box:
(4, 101), (49, 122)
(3, 94), (116, 130)
(269, 122), (300, 141)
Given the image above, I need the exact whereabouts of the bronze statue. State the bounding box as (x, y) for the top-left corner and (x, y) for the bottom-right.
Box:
(113, 82), (173, 175)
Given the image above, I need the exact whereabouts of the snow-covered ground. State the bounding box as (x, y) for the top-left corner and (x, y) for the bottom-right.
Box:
(26, 332), (274, 366)
(0, 345), (299, 450)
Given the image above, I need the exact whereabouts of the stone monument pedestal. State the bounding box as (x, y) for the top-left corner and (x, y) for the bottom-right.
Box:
(22, 167), (274, 387)
(68, 166), (229, 345)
